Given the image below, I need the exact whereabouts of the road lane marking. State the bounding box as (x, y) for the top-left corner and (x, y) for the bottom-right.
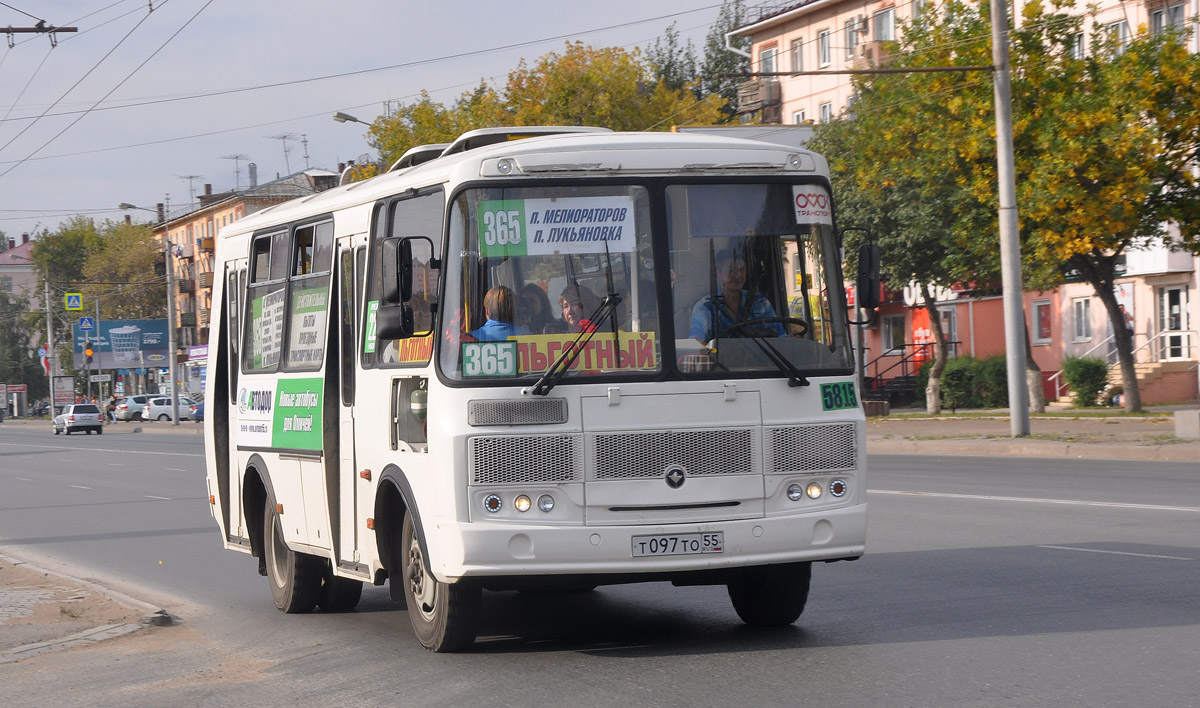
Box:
(1, 442), (202, 457)
(1039, 545), (1193, 561)
(165, 468), (187, 472)
(16, 478), (31, 481)
(68, 485), (91, 490)
(869, 489), (1200, 513)
(144, 495), (171, 500)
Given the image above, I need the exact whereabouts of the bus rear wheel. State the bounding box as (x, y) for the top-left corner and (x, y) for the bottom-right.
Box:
(726, 561), (812, 626)
(400, 511), (480, 652)
(264, 500), (322, 613)
(318, 569), (363, 612)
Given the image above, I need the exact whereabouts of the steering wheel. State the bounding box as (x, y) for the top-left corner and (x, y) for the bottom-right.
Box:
(722, 316), (809, 338)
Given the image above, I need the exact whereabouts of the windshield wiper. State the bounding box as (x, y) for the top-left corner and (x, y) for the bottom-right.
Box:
(731, 332), (810, 387)
(524, 293), (622, 396)
(526, 241), (626, 397)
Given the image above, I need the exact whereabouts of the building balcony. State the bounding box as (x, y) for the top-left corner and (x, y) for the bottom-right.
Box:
(173, 243), (194, 260)
(179, 312), (197, 327)
(199, 237), (215, 253)
(177, 278), (195, 294)
(198, 271), (214, 288)
(737, 78), (781, 116)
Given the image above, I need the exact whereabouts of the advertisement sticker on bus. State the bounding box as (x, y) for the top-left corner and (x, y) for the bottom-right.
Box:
(793, 185), (832, 226)
(478, 196), (637, 258)
(461, 332), (657, 376)
(236, 378), (323, 451)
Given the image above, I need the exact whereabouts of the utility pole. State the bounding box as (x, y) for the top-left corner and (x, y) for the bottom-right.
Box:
(163, 196), (181, 426)
(991, 0), (1031, 436)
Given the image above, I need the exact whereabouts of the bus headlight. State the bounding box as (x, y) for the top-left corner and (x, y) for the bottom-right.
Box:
(806, 483), (823, 499)
(830, 480), (847, 497)
(537, 494), (555, 512)
(483, 494), (502, 513)
(514, 495), (532, 512)
(787, 484), (804, 502)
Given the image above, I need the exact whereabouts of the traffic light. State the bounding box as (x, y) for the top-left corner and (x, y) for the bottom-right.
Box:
(85, 347), (94, 364)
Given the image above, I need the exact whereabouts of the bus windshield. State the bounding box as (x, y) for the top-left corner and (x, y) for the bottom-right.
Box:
(441, 184), (660, 383)
(439, 181), (852, 384)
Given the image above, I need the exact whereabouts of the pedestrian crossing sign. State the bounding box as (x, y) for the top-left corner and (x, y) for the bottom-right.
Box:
(65, 293), (83, 311)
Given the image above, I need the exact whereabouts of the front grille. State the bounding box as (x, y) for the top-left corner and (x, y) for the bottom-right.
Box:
(592, 428), (757, 480)
(764, 423), (857, 474)
(468, 398), (568, 426)
(469, 434), (582, 485)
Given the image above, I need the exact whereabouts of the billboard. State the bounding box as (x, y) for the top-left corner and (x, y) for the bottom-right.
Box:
(72, 319), (171, 370)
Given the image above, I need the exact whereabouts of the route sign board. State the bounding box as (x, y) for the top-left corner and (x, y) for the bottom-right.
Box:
(79, 316), (95, 330)
(89, 374), (112, 383)
(65, 293), (83, 310)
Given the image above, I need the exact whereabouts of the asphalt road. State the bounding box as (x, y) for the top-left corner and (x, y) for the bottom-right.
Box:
(1, 427), (1198, 708)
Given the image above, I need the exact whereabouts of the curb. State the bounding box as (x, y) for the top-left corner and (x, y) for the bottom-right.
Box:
(867, 439), (1200, 462)
(0, 553), (174, 663)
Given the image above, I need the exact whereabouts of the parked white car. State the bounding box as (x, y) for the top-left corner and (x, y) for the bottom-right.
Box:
(53, 403), (104, 435)
(145, 396), (197, 421)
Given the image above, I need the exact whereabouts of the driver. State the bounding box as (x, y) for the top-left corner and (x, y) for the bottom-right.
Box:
(690, 248), (785, 342)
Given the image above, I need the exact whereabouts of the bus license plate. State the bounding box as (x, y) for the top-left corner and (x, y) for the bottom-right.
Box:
(631, 532), (724, 557)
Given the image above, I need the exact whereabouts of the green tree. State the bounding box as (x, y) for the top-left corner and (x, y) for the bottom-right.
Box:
(82, 220), (165, 320)
(647, 22), (699, 92)
(0, 287), (47, 400)
(699, 0), (749, 121)
(812, 0), (1200, 414)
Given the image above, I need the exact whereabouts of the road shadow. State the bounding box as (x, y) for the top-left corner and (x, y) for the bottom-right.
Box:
(463, 542), (1198, 656)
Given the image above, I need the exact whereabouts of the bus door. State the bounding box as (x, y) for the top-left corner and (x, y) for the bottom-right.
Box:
(224, 260), (249, 543)
(335, 239), (365, 572)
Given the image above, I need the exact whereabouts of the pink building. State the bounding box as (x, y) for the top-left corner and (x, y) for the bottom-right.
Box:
(731, 0), (1199, 404)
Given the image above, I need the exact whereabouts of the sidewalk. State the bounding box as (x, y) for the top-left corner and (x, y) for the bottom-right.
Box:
(0, 417), (203, 435)
(866, 407), (1200, 462)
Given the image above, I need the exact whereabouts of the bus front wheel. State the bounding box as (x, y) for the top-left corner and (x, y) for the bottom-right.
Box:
(264, 500), (322, 613)
(400, 511), (480, 652)
(726, 561), (812, 626)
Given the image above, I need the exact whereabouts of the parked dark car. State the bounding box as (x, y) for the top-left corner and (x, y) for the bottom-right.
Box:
(53, 403), (104, 435)
(190, 400), (205, 422)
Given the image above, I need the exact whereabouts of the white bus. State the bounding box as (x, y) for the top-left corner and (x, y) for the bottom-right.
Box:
(204, 126), (876, 652)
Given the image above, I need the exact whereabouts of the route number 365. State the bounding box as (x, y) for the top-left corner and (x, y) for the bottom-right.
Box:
(481, 210), (522, 246)
(462, 342), (517, 377)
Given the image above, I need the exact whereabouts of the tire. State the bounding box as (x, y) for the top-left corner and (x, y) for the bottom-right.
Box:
(97, 426), (103, 435)
(726, 562), (812, 627)
(54, 426), (60, 435)
(64, 428), (70, 435)
(318, 570), (364, 612)
(400, 510), (480, 652)
(263, 500), (322, 613)
(158, 414), (169, 421)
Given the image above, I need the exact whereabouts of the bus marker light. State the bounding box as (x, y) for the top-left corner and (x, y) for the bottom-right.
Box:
(483, 495), (502, 513)
(538, 495), (555, 512)
(787, 484), (803, 502)
(366, 518), (375, 530)
(360, 469), (371, 481)
(830, 480), (847, 497)
(276, 503), (284, 514)
(514, 495), (532, 512)
(806, 483), (823, 500)
(209, 495), (215, 505)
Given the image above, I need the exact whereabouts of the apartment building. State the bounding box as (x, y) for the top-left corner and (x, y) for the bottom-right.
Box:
(730, 0), (1198, 403)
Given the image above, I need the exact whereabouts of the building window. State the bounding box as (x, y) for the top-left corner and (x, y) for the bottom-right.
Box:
(818, 30), (831, 67)
(791, 38), (804, 73)
(0, 276), (11, 293)
(760, 46), (778, 75)
(819, 102), (833, 123)
(792, 110), (806, 124)
(1033, 300), (1052, 345)
(882, 314), (906, 354)
(1107, 20), (1130, 54)
(1168, 3), (1186, 30)
(845, 20), (859, 60)
(1073, 297), (1091, 341)
(874, 8), (895, 41)
(1069, 32), (1084, 59)
(913, 0), (927, 18)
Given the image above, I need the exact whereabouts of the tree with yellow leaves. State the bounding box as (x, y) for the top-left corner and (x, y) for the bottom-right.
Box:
(813, 0), (1200, 412)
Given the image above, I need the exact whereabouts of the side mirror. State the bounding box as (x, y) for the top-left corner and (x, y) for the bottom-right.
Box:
(856, 243), (881, 311)
(376, 303), (415, 340)
(381, 238), (414, 304)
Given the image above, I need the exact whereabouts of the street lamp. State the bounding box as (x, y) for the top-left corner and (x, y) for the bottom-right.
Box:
(332, 111), (365, 124)
(119, 201), (180, 426)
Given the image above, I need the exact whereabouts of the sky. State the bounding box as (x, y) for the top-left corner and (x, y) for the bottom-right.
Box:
(0, 0), (737, 242)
